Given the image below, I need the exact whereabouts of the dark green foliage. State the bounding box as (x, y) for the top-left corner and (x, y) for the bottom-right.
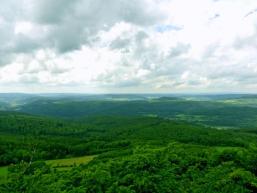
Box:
(2, 143), (257, 193)
(0, 110), (257, 192)
(17, 97), (257, 129)
(1, 113), (255, 166)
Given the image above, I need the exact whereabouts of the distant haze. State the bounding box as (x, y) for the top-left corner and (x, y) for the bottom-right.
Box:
(0, 0), (257, 93)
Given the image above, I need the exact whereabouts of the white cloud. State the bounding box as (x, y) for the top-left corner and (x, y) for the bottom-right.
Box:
(0, 0), (257, 93)
(14, 21), (33, 35)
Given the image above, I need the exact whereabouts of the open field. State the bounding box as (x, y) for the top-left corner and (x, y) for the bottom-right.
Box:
(46, 155), (96, 169)
(0, 167), (8, 184)
(0, 155), (96, 184)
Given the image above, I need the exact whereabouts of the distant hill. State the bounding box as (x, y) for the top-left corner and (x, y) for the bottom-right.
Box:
(1, 93), (257, 129)
(14, 96), (257, 129)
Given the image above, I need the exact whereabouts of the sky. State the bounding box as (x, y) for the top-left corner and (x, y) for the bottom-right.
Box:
(0, 0), (257, 93)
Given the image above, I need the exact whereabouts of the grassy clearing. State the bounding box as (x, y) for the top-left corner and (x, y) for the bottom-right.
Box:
(46, 155), (96, 169)
(0, 155), (96, 183)
(0, 166), (8, 184)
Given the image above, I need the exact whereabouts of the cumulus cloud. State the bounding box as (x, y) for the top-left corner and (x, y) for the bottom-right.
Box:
(0, 0), (257, 93)
(0, 0), (163, 60)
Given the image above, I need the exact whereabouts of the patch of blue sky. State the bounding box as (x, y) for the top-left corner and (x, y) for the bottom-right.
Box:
(154, 24), (183, 33)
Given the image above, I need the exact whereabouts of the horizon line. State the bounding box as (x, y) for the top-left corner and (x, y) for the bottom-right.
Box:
(0, 92), (257, 95)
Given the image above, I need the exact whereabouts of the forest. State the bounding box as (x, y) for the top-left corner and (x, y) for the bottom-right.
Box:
(0, 94), (257, 192)
(1, 0), (257, 191)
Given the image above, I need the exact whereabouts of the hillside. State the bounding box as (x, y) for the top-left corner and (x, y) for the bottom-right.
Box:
(0, 112), (257, 192)
(15, 95), (257, 129)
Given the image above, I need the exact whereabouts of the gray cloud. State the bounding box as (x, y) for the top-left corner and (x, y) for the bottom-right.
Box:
(244, 8), (257, 18)
(233, 28), (257, 49)
(111, 79), (142, 88)
(12, 35), (41, 53)
(31, 0), (78, 24)
(110, 37), (131, 50)
(30, 0), (162, 53)
(0, 52), (13, 66)
(208, 13), (220, 21)
(93, 33), (193, 89)
(168, 43), (191, 58)
(1, 0), (257, 92)
(135, 31), (149, 43)
(0, 0), (163, 67)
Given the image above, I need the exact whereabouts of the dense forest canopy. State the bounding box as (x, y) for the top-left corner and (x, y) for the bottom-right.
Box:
(2, 93), (257, 129)
(0, 95), (257, 193)
(0, 94), (257, 192)
(1, 0), (257, 191)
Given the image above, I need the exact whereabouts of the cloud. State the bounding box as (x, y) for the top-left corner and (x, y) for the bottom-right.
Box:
(28, 0), (163, 53)
(244, 8), (257, 18)
(1, 0), (257, 93)
(168, 43), (191, 58)
(0, 0), (164, 66)
(31, 0), (78, 24)
(208, 13), (220, 21)
(233, 26), (257, 49)
(110, 37), (131, 50)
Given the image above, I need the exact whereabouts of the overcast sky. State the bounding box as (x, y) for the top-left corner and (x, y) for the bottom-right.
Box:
(0, 0), (257, 93)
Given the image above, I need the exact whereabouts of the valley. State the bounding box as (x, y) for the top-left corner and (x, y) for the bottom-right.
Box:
(0, 94), (257, 192)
